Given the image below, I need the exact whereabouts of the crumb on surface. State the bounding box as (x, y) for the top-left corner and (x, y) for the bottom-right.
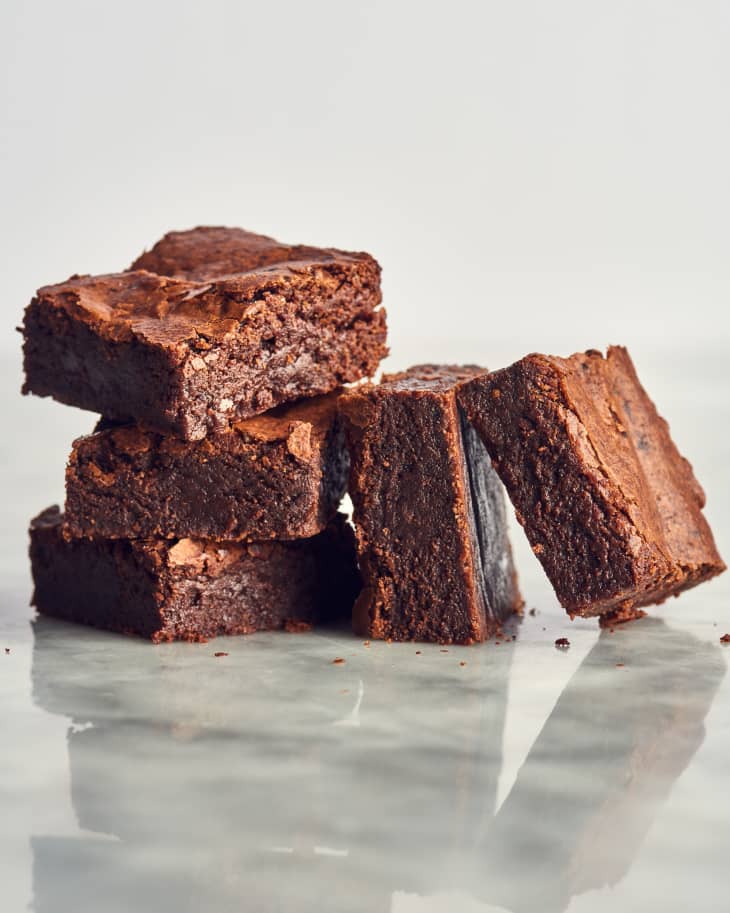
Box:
(459, 661), (467, 667)
(4, 647), (9, 654)
(599, 606), (648, 628)
(528, 608), (537, 616)
(440, 649), (449, 653)
(214, 651), (228, 657)
(415, 650), (422, 655)
(721, 634), (730, 644)
(332, 657), (345, 665)
(363, 640), (370, 647)
(284, 619), (313, 633)
(555, 637), (571, 649)
(616, 662), (625, 668)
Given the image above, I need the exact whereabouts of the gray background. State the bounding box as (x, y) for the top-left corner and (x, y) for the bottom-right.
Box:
(3, 0), (729, 352)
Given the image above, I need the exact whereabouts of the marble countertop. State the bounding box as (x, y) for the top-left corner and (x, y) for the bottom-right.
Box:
(1, 346), (728, 913)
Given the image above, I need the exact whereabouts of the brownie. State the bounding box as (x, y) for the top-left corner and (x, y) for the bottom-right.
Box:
(340, 365), (522, 644)
(64, 393), (348, 541)
(458, 346), (725, 618)
(22, 226), (386, 440)
(29, 506), (360, 642)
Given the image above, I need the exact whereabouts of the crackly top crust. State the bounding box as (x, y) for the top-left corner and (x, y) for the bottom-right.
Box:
(31, 227), (382, 350)
(131, 226), (352, 281)
(379, 364), (486, 394)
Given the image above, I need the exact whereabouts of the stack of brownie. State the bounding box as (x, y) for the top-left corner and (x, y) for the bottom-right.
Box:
(23, 226), (725, 646)
(23, 227), (386, 642)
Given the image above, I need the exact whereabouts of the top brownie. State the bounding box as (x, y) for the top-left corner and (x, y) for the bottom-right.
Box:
(22, 227), (386, 440)
(458, 346), (725, 617)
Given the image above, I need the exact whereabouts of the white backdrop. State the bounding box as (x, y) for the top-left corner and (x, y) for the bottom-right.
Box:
(3, 0), (729, 359)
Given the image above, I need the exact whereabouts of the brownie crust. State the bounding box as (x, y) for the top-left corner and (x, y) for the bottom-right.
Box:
(64, 394), (348, 541)
(458, 346), (725, 617)
(22, 227), (386, 440)
(30, 507), (360, 642)
(341, 365), (522, 644)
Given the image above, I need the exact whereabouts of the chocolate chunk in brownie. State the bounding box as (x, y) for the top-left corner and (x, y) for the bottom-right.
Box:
(30, 506), (360, 642)
(64, 393), (348, 541)
(457, 346), (725, 618)
(22, 227), (386, 440)
(340, 365), (522, 644)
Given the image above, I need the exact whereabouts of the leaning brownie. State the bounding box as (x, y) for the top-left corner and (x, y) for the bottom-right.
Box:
(458, 346), (725, 618)
(30, 506), (360, 642)
(64, 393), (348, 541)
(340, 365), (522, 644)
(22, 227), (386, 440)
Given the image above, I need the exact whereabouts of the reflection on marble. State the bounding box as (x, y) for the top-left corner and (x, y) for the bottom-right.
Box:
(473, 619), (725, 912)
(27, 615), (725, 913)
(31, 616), (514, 912)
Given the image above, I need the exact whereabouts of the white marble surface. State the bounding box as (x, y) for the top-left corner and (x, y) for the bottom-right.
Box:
(1, 346), (729, 913)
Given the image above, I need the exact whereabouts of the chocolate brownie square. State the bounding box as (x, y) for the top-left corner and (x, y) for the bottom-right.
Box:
(458, 346), (725, 618)
(22, 227), (386, 440)
(340, 365), (522, 644)
(64, 393), (348, 541)
(30, 506), (360, 642)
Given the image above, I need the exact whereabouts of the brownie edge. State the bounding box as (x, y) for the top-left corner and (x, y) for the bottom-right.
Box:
(30, 507), (360, 642)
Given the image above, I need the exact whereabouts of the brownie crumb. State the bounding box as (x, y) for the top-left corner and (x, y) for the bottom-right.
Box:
(599, 606), (648, 628)
(616, 662), (625, 668)
(4, 648), (9, 654)
(555, 637), (571, 649)
(528, 608), (537, 617)
(284, 620), (313, 633)
(415, 650), (422, 655)
(332, 657), (346, 665)
(440, 649), (449, 653)
(214, 651), (229, 658)
(459, 661), (467, 667)
(720, 634), (730, 644)
(363, 641), (371, 647)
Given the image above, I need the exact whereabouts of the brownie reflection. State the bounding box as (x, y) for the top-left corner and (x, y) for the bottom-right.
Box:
(474, 618), (725, 913)
(31, 616), (721, 913)
(30, 618), (514, 913)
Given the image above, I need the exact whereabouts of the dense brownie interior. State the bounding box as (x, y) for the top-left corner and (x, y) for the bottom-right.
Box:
(30, 507), (360, 642)
(341, 365), (521, 644)
(64, 394), (348, 541)
(458, 346), (725, 617)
